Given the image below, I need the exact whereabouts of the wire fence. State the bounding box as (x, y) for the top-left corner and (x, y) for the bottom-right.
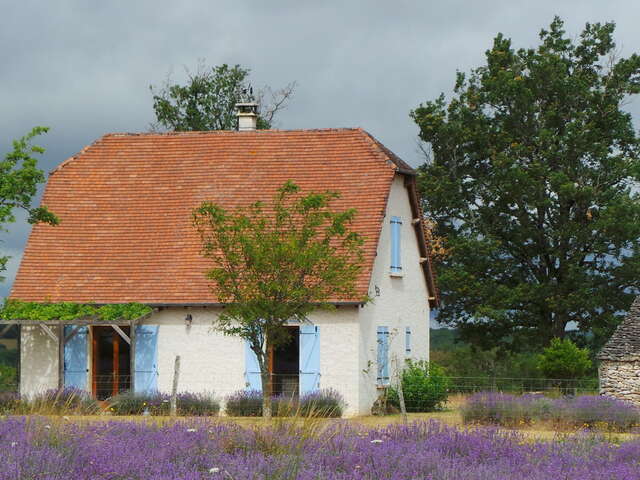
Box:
(445, 376), (599, 395)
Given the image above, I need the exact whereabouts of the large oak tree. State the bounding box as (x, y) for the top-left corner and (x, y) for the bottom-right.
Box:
(413, 18), (640, 351)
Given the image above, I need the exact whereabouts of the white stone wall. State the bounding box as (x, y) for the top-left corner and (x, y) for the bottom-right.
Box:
(20, 326), (59, 397)
(357, 175), (431, 414)
(599, 360), (640, 404)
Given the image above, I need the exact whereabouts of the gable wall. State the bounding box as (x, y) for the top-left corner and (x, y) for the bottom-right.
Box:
(357, 174), (431, 414)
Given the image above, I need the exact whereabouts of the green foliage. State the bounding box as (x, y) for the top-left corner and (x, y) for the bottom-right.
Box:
(0, 364), (16, 390)
(0, 300), (151, 322)
(150, 63), (295, 131)
(193, 180), (365, 417)
(388, 360), (449, 412)
(431, 345), (542, 379)
(0, 127), (58, 279)
(413, 17), (640, 350)
(537, 338), (592, 379)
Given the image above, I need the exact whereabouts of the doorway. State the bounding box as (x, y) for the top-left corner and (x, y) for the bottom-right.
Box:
(92, 326), (130, 400)
(270, 326), (299, 397)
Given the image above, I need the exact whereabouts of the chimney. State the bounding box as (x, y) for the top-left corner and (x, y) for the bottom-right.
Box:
(236, 102), (258, 131)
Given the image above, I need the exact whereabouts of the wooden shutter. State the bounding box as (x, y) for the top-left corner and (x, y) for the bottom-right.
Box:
(299, 324), (320, 394)
(134, 325), (159, 394)
(377, 326), (389, 385)
(64, 326), (88, 390)
(244, 340), (262, 391)
(390, 216), (402, 274)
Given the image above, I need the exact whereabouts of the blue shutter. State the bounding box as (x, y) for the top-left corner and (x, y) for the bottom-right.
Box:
(299, 324), (320, 394)
(391, 216), (402, 274)
(405, 327), (412, 354)
(64, 326), (88, 391)
(377, 326), (389, 385)
(134, 325), (159, 394)
(245, 340), (262, 391)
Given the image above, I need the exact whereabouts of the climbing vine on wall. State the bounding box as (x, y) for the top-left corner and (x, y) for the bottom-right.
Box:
(0, 300), (151, 322)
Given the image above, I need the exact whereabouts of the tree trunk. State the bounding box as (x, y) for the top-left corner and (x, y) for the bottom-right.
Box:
(261, 371), (272, 419)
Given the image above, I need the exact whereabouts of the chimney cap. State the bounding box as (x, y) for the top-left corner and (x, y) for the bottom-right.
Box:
(236, 101), (258, 131)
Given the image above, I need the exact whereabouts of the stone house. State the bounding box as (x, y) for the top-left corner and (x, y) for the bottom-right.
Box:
(598, 297), (640, 404)
(7, 107), (438, 416)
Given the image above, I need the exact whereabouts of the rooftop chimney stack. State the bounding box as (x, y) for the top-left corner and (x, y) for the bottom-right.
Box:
(236, 102), (258, 131)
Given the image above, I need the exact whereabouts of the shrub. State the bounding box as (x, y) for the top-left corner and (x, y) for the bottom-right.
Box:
(0, 364), (17, 391)
(107, 391), (171, 415)
(108, 391), (220, 416)
(461, 392), (640, 431)
(29, 388), (99, 415)
(0, 391), (22, 414)
(537, 338), (592, 379)
(225, 389), (345, 417)
(298, 389), (344, 418)
(176, 392), (220, 416)
(225, 389), (263, 416)
(388, 360), (449, 412)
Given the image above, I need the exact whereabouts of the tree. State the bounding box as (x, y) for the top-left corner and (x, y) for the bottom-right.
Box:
(193, 180), (365, 417)
(150, 63), (296, 131)
(1, 127), (58, 279)
(537, 338), (592, 380)
(412, 17), (640, 351)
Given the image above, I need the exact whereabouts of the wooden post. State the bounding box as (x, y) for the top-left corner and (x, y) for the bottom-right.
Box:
(393, 355), (407, 423)
(129, 321), (136, 393)
(170, 355), (181, 417)
(58, 323), (64, 390)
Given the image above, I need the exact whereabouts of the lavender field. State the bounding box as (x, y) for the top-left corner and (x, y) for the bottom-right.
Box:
(2, 416), (640, 479)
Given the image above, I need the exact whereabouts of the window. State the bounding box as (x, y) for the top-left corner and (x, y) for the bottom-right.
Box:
(390, 216), (402, 275)
(405, 326), (412, 354)
(377, 326), (389, 385)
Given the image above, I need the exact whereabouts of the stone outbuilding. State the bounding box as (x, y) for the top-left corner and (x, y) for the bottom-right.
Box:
(598, 297), (640, 404)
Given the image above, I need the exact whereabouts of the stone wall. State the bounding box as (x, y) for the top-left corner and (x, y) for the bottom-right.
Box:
(599, 360), (640, 404)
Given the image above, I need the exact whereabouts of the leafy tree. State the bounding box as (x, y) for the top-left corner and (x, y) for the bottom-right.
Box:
(193, 180), (365, 417)
(413, 17), (640, 351)
(1, 127), (58, 279)
(537, 338), (592, 379)
(150, 63), (296, 131)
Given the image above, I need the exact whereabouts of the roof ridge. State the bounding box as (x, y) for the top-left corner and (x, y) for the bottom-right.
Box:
(102, 127), (363, 137)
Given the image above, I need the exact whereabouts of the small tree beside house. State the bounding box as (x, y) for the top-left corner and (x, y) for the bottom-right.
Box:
(193, 180), (366, 418)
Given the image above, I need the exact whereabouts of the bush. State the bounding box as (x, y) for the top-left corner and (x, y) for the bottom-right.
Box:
(388, 360), (449, 412)
(225, 389), (263, 416)
(175, 392), (220, 416)
(461, 392), (640, 431)
(0, 391), (22, 414)
(107, 391), (171, 415)
(107, 391), (219, 416)
(298, 389), (345, 418)
(537, 338), (592, 379)
(225, 389), (345, 417)
(0, 364), (17, 391)
(29, 388), (99, 415)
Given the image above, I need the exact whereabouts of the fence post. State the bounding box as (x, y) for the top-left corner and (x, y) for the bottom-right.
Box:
(392, 355), (407, 423)
(170, 355), (181, 417)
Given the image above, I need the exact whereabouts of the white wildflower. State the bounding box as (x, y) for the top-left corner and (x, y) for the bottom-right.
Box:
(370, 439), (383, 444)
(44, 425), (51, 430)
(10, 442), (17, 447)
(209, 467), (220, 473)
(187, 428), (197, 433)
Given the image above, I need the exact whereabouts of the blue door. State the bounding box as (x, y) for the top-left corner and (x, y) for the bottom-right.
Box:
(134, 325), (159, 394)
(64, 326), (88, 391)
(299, 324), (320, 394)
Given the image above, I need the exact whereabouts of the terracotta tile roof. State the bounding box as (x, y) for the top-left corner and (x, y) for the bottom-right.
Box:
(11, 128), (436, 305)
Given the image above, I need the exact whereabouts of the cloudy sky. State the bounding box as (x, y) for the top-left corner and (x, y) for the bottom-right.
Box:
(1, 0), (639, 298)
